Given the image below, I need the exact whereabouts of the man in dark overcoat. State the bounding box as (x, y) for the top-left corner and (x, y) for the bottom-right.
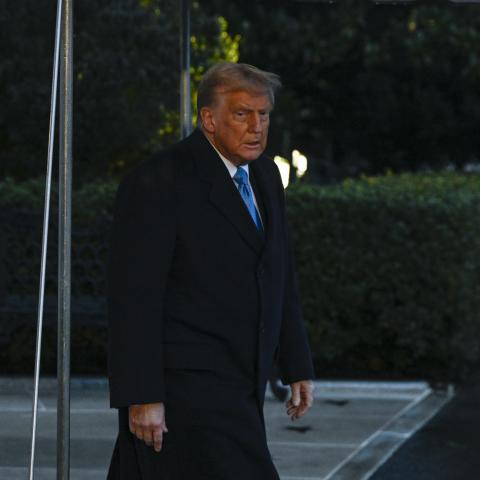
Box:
(107, 62), (315, 480)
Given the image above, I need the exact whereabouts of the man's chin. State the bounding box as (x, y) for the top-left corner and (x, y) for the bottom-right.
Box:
(240, 148), (264, 164)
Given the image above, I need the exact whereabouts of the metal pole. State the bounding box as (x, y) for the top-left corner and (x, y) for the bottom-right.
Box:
(57, 0), (73, 478)
(28, 0), (63, 478)
(180, 0), (192, 138)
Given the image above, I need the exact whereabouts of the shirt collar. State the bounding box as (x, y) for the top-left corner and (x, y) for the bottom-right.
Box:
(204, 134), (249, 179)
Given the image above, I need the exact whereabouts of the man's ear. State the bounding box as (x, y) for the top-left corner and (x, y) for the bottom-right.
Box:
(200, 107), (215, 134)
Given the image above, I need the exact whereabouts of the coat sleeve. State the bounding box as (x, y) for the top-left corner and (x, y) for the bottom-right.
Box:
(274, 172), (315, 385)
(107, 162), (176, 408)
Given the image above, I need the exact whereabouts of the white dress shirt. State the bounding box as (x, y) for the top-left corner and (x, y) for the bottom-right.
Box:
(207, 140), (264, 227)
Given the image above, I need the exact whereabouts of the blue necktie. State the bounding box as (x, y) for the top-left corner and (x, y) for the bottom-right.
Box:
(233, 167), (263, 231)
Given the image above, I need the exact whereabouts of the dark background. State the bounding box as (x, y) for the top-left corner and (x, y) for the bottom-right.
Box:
(1, 0), (480, 378)
(2, 0), (480, 184)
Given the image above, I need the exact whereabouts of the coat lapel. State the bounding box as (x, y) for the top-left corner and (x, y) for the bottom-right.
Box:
(250, 158), (275, 247)
(186, 129), (264, 255)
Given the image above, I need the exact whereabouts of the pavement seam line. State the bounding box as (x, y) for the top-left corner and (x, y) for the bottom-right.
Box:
(280, 476), (325, 480)
(269, 440), (357, 448)
(321, 386), (433, 480)
(358, 393), (452, 480)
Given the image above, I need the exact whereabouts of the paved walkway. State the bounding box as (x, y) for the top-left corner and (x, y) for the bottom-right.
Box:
(0, 377), (451, 480)
(370, 371), (480, 480)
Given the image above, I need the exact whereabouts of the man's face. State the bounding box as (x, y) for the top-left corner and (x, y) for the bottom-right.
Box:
(201, 90), (272, 166)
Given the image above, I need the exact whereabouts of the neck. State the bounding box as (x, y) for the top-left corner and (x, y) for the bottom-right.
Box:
(201, 128), (245, 167)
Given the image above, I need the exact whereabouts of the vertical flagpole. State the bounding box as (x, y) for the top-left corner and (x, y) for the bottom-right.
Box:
(28, 0), (63, 477)
(57, 0), (73, 478)
(180, 0), (191, 138)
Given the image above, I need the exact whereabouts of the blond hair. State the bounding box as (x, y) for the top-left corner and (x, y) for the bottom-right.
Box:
(197, 62), (281, 123)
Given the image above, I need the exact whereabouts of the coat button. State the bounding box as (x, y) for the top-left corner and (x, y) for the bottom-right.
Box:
(257, 264), (265, 277)
(259, 321), (266, 334)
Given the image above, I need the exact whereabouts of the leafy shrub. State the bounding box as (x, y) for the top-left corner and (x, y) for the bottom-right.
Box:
(0, 176), (118, 222)
(1, 172), (480, 379)
(287, 172), (480, 380)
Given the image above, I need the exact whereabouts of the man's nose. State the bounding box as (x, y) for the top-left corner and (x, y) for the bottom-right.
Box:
(247, 113), (262, 133)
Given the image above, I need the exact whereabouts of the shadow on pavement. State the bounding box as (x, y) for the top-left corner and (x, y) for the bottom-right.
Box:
(370, 370), (480, 480)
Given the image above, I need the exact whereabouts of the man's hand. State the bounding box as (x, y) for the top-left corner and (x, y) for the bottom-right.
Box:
(286, 380), (314, 421)
(129, 402), (168, 452)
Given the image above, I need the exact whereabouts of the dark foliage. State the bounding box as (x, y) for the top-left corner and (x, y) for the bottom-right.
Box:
(287, 173), (480, 379)
(203, 0), (480, 180)
(0, 0), (238, 183)
(1, 173), (480, 379)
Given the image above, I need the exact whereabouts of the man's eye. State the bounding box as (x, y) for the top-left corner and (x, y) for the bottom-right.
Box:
(234, 111), (248, 121)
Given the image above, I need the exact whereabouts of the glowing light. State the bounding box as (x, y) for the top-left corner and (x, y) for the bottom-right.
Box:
(274, 150), (309, 188)
(292, 150), (308, 178)
(274, 156), (290, 189)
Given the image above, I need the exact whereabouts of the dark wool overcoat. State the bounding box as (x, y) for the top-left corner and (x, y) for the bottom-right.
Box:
(107, 129), (315, 480)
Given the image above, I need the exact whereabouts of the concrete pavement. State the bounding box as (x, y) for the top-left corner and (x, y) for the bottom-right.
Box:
(0, 377), (451, 480)
(370, 371), (480, 480)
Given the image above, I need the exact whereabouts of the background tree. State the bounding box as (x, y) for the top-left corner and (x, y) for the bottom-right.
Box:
(0, 0), (239, 183)
(2, 0), (480, 183)
(203, 0), (480, 181)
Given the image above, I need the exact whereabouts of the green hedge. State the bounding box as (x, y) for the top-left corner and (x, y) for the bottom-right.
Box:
(287, 173), (480, 380)
(1, 173), (480, 379)
(0, 177), (118, 224)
